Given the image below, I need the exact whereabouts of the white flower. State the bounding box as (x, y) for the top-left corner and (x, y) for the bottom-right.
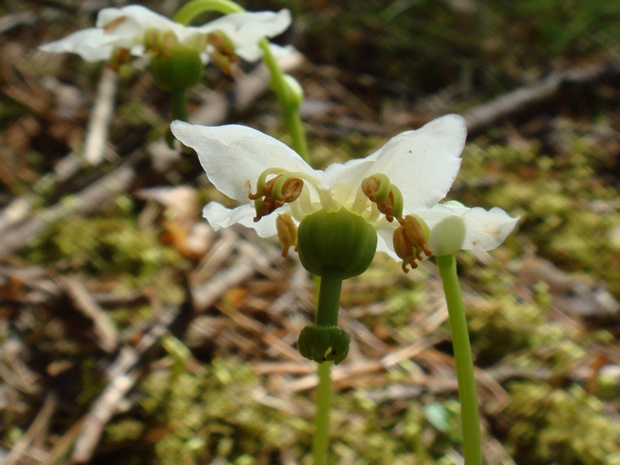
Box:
(39, 5), (291, 64)
(170, 115), (519, 265)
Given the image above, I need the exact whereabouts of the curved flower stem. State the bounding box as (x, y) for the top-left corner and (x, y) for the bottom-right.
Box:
(435, 254), (482, 465)
(173, 0), (310, 164)
(313, 361), (332, 465)
(258, 38), (309, 162)
(174, 0), (243, 22)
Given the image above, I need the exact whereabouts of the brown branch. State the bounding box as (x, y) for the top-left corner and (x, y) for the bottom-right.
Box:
(0, 152), (144, 258)
(464, 61), (620, 134)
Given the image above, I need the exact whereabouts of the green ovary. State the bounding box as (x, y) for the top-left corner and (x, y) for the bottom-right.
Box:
(148, 48), (203, 90)
(296, 207), (377, 279)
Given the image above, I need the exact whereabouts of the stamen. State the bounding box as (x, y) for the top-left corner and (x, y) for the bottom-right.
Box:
(362, 174), (404, 223)
(362, 174), (391, 203)
(393, 215), (432, 273)
(272, 176), (303, 203)
(250, 170), (306, 222)
(276, 214), (297, 257)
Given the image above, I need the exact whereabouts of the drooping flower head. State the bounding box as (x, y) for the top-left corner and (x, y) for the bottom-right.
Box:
(171, 115), (518, 273)
(39, 5), (291, 73)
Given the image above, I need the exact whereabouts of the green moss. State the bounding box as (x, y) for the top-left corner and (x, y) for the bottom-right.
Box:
(459, 129), (620, 297)
(505, 383), (620, 465)
(135, 358), (308, 464)
(26, 198), (183, 284)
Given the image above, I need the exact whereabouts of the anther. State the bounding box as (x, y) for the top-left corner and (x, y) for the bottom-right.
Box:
(362, 174), (403, 222)
(250, 174), (304, 222)
(276, 213), (297, 257)
(393, 215), (432, 273)
(207, 31), (239, 74)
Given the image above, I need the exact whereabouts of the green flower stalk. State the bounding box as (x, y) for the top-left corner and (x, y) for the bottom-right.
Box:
(437, 253), (482, 465)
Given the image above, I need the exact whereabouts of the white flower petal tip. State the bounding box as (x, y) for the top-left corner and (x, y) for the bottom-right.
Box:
(352, 114), (468, 211)
(202, 201), (278, 238)
(423, 203), (519, 256)
(39, 29), (116, 62)
(171, 121), (317, 203)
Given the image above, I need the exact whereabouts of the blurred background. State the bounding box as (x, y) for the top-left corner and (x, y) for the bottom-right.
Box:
(1, 0), (620, 464)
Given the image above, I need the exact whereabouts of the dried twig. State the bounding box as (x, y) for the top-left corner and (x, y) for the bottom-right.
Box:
(2, 393), (57, 465)
(464, 61), (620, 134)
(0, 152), (144, 257)
(70, 240), (276, 463)
(84, 67), (117, 165)
(59, 275), (120, 354)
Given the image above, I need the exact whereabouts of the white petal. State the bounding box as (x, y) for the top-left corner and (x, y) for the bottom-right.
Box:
(320, 157), (375, 206)
(198, 10), (291, 61)
(203, 202), (278, 237)
(419, 204), (519, 255)
(96, 6), (192, 55)
(40, 6), (184, 61)
(39, 28), (116, 62)
(362, 114), (466, 211)
(171, 121), (320, 202)
(376, 226), (399, 260)
(267, 44), (296, 59)
(96, 5), (178, 34)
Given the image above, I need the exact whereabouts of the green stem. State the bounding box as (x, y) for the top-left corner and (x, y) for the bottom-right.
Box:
(165, 88), (189, 147)
(435, 254), (482, 465)
(173, 0), (311, 164)
(313, 361), (332, 465)
(315, 267), (343, 326)
(170, 88), (189, 122)
(258, 39), (309, 162)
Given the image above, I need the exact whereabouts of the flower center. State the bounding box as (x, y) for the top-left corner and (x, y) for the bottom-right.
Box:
(250, 168), (432, 270)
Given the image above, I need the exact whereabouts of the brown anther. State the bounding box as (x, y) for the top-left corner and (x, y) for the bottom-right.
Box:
(377, 191), (396, 222)
(361, 176), (381, 202)
(393, 227), (418, 273)
(250, 176), (303, 222)
(107, 48), (132, 72)
(207, 32), (239, 74)
(362, 175), (401, 222)
(278, 178), (303, 203)
(207, 32), (238, 59)
(400, 216), (432, 258)
(276, 214), (298, 257)
(103, 17), (127, 34)
(211, 51), (233, 74)
(393, 215), (431, 273)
